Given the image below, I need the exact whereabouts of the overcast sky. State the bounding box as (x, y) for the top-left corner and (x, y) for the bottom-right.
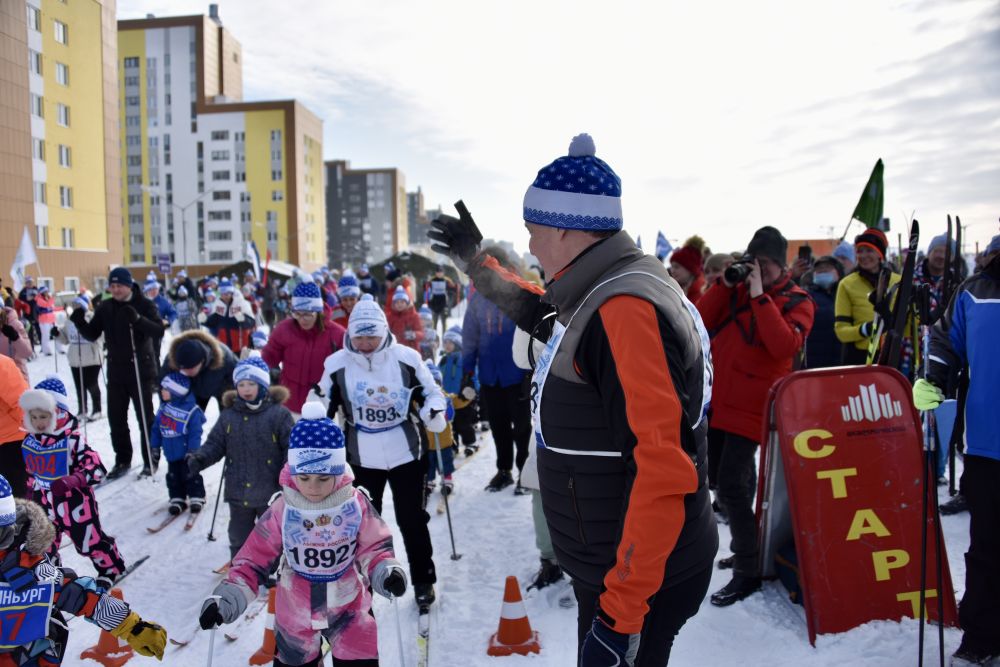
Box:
(120, 0), (999, 257)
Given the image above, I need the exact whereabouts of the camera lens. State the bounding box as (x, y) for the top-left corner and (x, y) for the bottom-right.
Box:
(724, 262), (752, 284)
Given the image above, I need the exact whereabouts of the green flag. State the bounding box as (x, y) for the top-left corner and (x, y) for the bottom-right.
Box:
(851, 159), (884, 228)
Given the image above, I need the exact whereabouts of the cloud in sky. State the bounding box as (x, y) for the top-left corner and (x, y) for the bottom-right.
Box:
(120, 0), (999, 255)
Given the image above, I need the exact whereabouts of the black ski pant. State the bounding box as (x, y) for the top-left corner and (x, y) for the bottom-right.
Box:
(69, 365), (102, 416)
(352, 457), (436, 586)
(452, 403), (478, 447)
(958, 454), (1000, 655)
(574, 564), (713, 666)
(273, 653), (377, 666)
(716, 430), (759, 577)
(480, 383), (531, 474)
(0, 441), (28, 498)
(707, 426), (724, 491)
(166, 459), (205, 505)
(106, 364), (155, 470)
(229, 504), (269, 559)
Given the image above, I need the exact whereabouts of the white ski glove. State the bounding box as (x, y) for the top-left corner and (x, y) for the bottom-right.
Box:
(420, 405), (447, 433)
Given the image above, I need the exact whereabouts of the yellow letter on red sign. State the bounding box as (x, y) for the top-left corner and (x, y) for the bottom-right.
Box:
(872, 549), (910, 581)
(793, 429), (835, 459)
(816, 467), (858, 499)
(848, 509), (892, 541)
(897, 589), (938, 619)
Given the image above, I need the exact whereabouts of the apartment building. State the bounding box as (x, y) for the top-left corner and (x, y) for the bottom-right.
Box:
(325, 160), (408, 270)
(0, 0), (122, 294)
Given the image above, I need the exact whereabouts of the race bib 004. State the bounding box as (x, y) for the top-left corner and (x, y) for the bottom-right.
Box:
(21, 437), (70, 491)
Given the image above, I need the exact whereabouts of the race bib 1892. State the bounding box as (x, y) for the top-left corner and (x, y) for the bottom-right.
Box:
(282, 498), (363, 583)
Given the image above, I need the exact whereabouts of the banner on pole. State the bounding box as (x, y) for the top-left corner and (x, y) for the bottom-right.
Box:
(757, 366), (958, 644)
(9, 227), (38, 293)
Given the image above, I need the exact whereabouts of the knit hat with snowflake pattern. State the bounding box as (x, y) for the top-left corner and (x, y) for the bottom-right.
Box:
(288, 402), (346, 476)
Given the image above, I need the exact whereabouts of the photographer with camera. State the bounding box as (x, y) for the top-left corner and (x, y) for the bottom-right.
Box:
(696, 226), (815, 607)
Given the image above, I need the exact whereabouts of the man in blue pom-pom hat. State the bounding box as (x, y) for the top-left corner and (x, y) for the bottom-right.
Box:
(429, 134), (717, 666)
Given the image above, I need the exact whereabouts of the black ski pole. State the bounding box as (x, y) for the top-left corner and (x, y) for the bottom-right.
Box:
(432, 430), (461, 560)
(916, 283), (938, 667)
(128, 322), (156, 482)
(207, 458), (227, 542)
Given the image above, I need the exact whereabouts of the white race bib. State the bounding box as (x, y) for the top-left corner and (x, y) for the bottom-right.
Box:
(282, 497), (362, 582)
(529, 321), (566, 450)
(350, 381), (412, 434)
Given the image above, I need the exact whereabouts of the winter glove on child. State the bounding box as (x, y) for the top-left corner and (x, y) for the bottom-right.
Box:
(184, 452), (202, 477)
(913, 378), (944, 411)
(0, 550), (37, 594)
(0, 324), (17, 342)
(49, 326), (59, 340)
(49, 471), (87, 499)
(427, 202), (484, 272)
(199, 581), (251, 629)
(580, 616), (640, 667)
(111, 611), (167, 660)
(370, 559), (408, 599)
(420, 406), (447, 433)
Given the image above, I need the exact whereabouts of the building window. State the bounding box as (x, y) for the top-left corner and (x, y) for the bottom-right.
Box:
(207, 211), (231, 221)
(59, 186), (73, 208)
(28, 50), (42, 75)
(61, 227), (74, 248)
(64, 276), (79, 292)
(212, 191), (231, 201)
(123, 57), (139, 68)
(36, 225), (48, 247)
(125, 96), (139, 107)
(209, 250), (232, 261)
(30, 94), (43, 118)
(32, 138), (45, 161)
(271, 170), (282, 181)
(33, 181), (46, 204)
(271, 190), (284, 201)
(212, 171), (230, 181)
(127, 156), (142, 166)
(55, 62), (69, 86)
(211, 150), (230, 160)
(54, 20), (68, 45)
(208, 231), (232, 241)
(56, 104), (69, 127)
(211, 130), (230, 140)
(58, 144), (71, 167)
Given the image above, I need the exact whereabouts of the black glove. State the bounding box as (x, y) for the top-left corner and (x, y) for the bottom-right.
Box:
(580, 616), (640, 667)
(185, 452), (202, 477)
(119, 305), (140, 324)
(384, 569), (407, 597)
(859, 320), (874, 338)
(1, 324), (18, 343)
(198, 600), (223, 630)
(428, 201), (483, 271)
(49, 326), (59, 340)
(0, 550), (37, 594)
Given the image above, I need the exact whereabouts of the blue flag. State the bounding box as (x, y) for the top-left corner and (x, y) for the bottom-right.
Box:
(636, 235), (642, 250)
(655, 232), (672, 261)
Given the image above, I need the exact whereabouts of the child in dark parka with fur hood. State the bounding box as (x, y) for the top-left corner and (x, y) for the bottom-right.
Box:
(0, 474), (167, 663)
(185, 355), (293, 558)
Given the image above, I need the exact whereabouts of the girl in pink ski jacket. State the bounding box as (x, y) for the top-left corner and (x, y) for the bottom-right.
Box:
(199, 402), (406, 666)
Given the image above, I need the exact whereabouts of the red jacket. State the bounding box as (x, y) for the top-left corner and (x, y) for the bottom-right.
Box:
(261, 318), (346, 413)
(686, 274), (706, 305)
(386, 305), (424, 352)
(697, 275), (815, 441)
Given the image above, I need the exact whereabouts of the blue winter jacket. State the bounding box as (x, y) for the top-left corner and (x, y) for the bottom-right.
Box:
(462, 292), (526, 388)
(929, 260), (1000, 462)
(153, 293), (177, 325)
(804, 283), (840, 369)
(150, 393), (206, 463)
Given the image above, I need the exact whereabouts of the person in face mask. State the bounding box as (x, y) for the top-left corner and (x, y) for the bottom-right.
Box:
(803, 255), (845, 369)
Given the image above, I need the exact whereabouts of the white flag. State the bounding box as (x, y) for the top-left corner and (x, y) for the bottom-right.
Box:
(10, 227), (38, 293)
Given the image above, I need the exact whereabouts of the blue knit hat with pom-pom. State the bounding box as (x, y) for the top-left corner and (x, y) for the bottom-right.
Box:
(0, 476), (16, 527)
(35, 376), (72, 412)
(288, 402), (346, 476)
(292, 282), (323, 313)
(233, 355), (271, 390)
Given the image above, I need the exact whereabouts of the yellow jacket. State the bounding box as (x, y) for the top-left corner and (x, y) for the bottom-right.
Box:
(834, 270), (900, 351)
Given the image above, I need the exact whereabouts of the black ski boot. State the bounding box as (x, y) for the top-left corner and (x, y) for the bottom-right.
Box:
(717, 555), (734, 570)
(951, 638), (1000, 666)
(168, 500), (187, 516)
(485, 470), (514, 492)
(939, 493), (968, 516)
(414, 583), (436, 610)
(106, 462), (130, 480)
(710, 575), (761, 607)
(528, 558), (563, 591)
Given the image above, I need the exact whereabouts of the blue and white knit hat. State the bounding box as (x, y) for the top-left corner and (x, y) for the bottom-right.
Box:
(233, 355), (271, 389)
(443, 325), (463, 347)
(337, 274), (361, 298)
(418, 304), (432, 321)
(391, 286), (410, 304)
(143, 279), (160, 293)
(523, 133), (622, 231)
(251, 330), (268, 349)
(177, 286), (188, 298)
(288, 402), (346, 476)
(161, 372), (191, 398)
(425, 360), (443, 384)
(0, 476), (15, 527)
(218, 278), (235, 295)
(35, 376), (72, 413)
(347, 294), (388, 339)
(292, 282), (324, 313)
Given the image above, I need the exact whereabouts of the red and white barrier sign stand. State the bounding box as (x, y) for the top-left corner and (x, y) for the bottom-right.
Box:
(757, 365), (958, 645)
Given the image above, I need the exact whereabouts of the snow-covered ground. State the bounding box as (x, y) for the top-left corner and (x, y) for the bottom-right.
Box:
(20, 339), (967, 667)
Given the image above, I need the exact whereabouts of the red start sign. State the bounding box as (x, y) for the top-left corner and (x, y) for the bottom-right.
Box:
(757, 366), (958, 644)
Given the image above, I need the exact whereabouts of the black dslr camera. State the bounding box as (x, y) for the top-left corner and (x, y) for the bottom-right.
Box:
(724, 255), (755, 284)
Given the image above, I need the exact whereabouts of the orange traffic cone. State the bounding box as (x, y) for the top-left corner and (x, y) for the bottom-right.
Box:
(249, 587), (277, 665)
(487, 575), (541, 656)
(79, 588), (134, 667)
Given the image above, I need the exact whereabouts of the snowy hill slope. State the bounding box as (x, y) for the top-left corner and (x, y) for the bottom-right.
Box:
(20, 346), (967, 667)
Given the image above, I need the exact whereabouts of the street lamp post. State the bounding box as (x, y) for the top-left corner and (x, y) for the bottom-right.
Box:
(142, 186), (215, 272)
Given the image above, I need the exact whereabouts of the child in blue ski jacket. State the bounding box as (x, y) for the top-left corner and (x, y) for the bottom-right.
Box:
(150, 371), (207, 515)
